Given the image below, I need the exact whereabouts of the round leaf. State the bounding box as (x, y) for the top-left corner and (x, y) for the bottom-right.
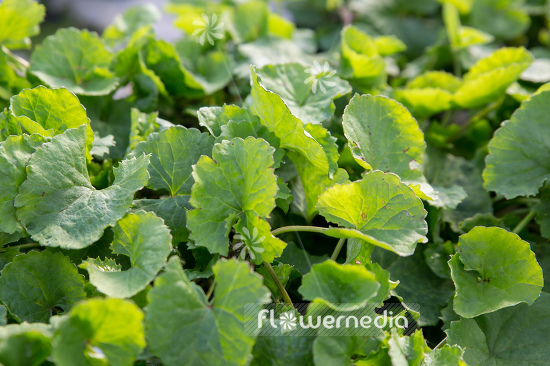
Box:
(52, 298), (145, 366)
(447, 292), (550, 365)
(0, 251), (86, 322)
(449, 226), (543, 318)
(453, 47), (532, 108)
(82, 211), (172, 298)
(30, 28), (119, 96)
(484, 91), (550, 199)
(298, 260), (381, 309)
(15, 125), (150, 249)
(342, 94), (436, 199)
(317, 171), (428, 256)
(187, 137), (285, 262)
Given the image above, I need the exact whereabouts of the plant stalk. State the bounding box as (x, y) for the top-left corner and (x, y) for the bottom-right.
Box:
(513, 210), (537, 234)
(331, 238), (346, 261)
(263, 261), (293, 307)
(271, 225), (327, 236)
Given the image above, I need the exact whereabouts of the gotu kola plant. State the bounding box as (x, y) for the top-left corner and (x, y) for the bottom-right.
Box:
(0, 0), (548, 365)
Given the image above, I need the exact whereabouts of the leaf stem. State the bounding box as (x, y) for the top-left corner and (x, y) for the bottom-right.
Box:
(513, 210), (537, 234)
(331, 238), (346, 261)
(1, 45), (30, 70)
(206, 280), (216, 300)
(263, 261), (293, 307)
(271, 225), (327, 236)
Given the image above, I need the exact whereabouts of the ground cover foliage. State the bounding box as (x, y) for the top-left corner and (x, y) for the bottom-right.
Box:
(0, 0), (550, 364)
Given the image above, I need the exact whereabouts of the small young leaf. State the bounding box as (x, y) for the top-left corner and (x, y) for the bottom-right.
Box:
(81, 211), (172, 298)
(8, 86), (94, 157)
(339, 25), (386, 89)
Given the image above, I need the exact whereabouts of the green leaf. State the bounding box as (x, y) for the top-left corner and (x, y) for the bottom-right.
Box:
(439, 0), (474, 14)
(249, 66), (329, 175)
(0, 322), (52, 366)
(290, 123), (349, 221)
(81, 211), (172, 298)
(8, 86), (94, 157)
(141, 39), (205, 98)
(236, 37), (310, 78)
(251, 337), (314, 366)
(129, 125), (214, 196)
(0, 133), (49, 234)
(372, 248), (454, 326)
(449, 226), (543, 318)
(187, 137), (285, 263)
(198, 105), (256, 137)
(469, 0), (529, 40)
(0, 251), (85, 322)
(453, 47), (533, 108)
(535, 186), (550, 240)
(298, 260), (380, 309)
(457, 26), (494, 48)
(145, 257), (271, 366)
(256, 262), (293, 301)
(395, 71), (462, 118)
(15, 125), (150, 249)
(342, 94), (436, 200)
(313, 336), (383, 366)
(30, 28), (119, 96)
(374, 35), (407, 56)
(127, 108), (168, 153)
(132, 196), (192, 244)
(254, 63), (351, 124)
(388, 329), (428, 366)
(227, 1), (268, 43)
(317, 171), (428, 256)
(484, 91), (550, 199)
(424, 344), (466, 366)
(426, 149), (492, 231)
(103, 4), (161, 47)
(339, 25), (386, 89)
(175, 38), (233, 95)
(51, 298), (146, 366)
(0, 0), (45, 46)
(278, 241), (328, 275)
(447, 292), (550, 365)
